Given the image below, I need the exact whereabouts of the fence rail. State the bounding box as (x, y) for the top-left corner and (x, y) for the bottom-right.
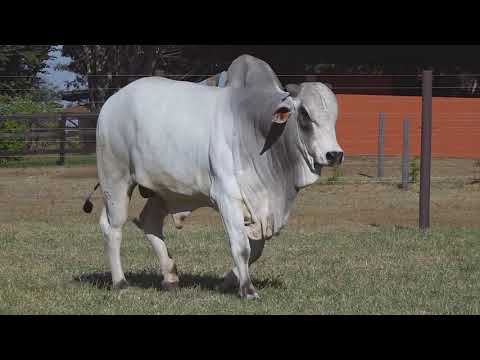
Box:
(0, 112), (99, 163)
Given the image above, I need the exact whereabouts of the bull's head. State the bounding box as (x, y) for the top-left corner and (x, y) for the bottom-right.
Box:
(262, 83), (343, 174)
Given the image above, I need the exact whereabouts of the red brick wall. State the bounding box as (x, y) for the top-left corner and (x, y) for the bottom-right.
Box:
(336, 95), (480, 158)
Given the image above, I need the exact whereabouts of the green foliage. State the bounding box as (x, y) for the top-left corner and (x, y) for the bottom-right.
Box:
(0, 119), (28, 164)
(0, 95), (61, 114)
(0, 45), (60, 164)
(30, 86), (62, 103)
(0, 95), (61, 165)
(0, 45), (54, 97)
(409, 156), (421, 184)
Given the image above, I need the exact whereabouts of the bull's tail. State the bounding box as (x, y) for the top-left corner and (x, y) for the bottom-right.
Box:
(83, 182), (100, 213)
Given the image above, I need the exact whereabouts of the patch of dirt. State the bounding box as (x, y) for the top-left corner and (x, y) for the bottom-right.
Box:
(1, 159), (479, 229)
(53, 166), (97, 179)
(0, 165), (98, 179)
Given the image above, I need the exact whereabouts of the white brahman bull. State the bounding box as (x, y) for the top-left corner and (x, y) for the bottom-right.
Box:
(83, 55), (343, 299)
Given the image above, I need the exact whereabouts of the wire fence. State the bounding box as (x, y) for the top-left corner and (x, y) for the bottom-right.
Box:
(1, 72), (479, 187)
(3, 73), (480, 78)
(2, 87), (479, 92)
(1, 73), (480, 94)
(1, 112), (479, 156)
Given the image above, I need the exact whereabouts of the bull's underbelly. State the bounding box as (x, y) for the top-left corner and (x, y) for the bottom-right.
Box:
(154, 189), (211, 213)
(133, 166), (212, 213)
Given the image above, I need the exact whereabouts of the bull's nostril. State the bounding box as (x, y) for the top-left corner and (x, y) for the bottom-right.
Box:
(326, 151), (344, 164)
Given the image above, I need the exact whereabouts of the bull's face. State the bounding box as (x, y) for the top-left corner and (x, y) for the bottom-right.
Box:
(261, 82), (343, 175)
(288, 83), (343, 174)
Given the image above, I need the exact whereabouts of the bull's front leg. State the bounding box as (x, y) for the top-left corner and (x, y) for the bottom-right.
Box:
(216, 197), (259, 300)
(222, 239), (265, 292)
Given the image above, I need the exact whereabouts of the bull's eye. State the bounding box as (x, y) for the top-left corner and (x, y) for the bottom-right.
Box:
(300, 106), (309, 119)
(299, 106), (313, 131)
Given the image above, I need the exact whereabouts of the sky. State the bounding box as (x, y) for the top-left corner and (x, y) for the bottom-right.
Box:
(39, 45), (81, 90)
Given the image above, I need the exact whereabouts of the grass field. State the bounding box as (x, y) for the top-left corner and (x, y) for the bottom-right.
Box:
(0, 157), (479, 314)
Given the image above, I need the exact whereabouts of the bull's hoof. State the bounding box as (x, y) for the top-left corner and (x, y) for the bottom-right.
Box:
(244, 292), (260, 300)
(239, 285), (260, 300)
(112, 279), (129, 290)
(161, 280), (179, 291)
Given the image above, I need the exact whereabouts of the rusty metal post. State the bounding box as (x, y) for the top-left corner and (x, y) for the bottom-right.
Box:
(377, 112), (385, 178)
(419, 70), (433, 230)
(402, 116), (410, 190)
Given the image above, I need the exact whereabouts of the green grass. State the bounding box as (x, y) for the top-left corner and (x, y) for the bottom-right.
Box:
(0, 154), (96, 168)
(1, 160), (479, 314)
(0, 221), (479, 315)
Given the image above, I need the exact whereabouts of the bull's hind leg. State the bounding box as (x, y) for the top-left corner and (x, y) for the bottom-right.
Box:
(99, 180), (133, 289)
(137, 197), (179, 290)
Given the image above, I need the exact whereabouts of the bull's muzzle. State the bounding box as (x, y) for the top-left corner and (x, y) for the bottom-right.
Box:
(326, 151), (344, 166)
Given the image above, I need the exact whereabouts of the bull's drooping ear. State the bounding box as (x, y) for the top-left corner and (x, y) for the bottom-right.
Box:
(273, 96), (295, 123)
(286, 84), (301, 97)
(260, 97), (294, 155)
(272, 105), (292, 124)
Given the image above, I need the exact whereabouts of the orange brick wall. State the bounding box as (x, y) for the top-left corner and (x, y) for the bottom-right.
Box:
(336, 95), (480, 159)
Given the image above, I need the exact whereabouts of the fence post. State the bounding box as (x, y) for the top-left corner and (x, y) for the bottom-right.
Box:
(377, 112), (385, 178)
(402, 116), (410, 190)
(419, 70), (433, 230)
(56, 114), (65, 166)
(80, 114), (97, 154)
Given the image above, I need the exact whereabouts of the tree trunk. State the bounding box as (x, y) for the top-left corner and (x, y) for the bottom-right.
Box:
(128, 46), (139, 84)
(143, 46), (156, 76)
(85, 46), (98, 113)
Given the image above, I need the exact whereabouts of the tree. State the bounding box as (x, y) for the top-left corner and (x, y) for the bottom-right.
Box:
(0, 45), (54, 97)
(60, 45), (480, 105)
(60, 45), (192, 112)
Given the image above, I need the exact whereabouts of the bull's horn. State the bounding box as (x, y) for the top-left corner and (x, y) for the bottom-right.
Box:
(286, 84), (301, 97)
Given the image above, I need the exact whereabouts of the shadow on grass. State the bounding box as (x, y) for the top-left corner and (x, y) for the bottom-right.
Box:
(73, 270), (285, 294)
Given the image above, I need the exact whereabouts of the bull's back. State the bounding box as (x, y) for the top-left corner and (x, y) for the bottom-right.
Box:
(98, 77), (226, 197)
